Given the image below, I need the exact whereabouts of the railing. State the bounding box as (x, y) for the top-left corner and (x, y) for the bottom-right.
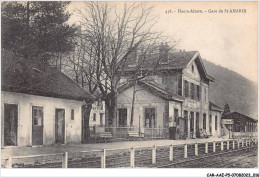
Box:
(2, 137), (257, 168)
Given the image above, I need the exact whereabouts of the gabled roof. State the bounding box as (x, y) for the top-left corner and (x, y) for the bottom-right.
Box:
(118, 80), (184, 102)
(222, 112), (257, 123)
(1, 52), (93, 102)
(209, 101), (223, 112)
(124, 51), (214, 82)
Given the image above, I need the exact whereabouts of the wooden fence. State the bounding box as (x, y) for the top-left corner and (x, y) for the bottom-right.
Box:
(2, 137), (257, 168)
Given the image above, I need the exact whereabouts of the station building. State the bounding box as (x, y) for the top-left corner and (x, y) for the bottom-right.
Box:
(117, 44), (223, 139)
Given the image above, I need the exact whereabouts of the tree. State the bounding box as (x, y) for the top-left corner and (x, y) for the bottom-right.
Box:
(223, 104), (231, 116)
(62, 27), (102, 142)
(78, 2), (177, 131)
(1, 1), (76, 64)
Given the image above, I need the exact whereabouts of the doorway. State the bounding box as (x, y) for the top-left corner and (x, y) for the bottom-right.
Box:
(32, 106), (44, 145)
(196, 112), (200, 137)
(4, 104), (18, 146)
(55, 109), (65, 144)
(118, 108), (127, 127)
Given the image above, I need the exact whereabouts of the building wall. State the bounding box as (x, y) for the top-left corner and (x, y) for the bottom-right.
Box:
(89, 101), (105, 127)
(209, 110), (222, 137)
(117, 85), (168, 128)
(182, 60), (211, 138)
(1, 91), (83, 147)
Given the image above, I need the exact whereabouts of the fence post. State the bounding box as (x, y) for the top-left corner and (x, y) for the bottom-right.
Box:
(221, 141), (224, 151)
(245, 139), (248, 147)
(195, 143), (198, 156)
(169, 144), (173, 161)
(101, 149), (106, 168)
(205, 142), (208, 154)
(62, 152), (68, 168)
(152, 145), (156, 164)
(213, 141), (216, 152)
(237, 140), (240, 148)
(227, 140), (229, 150)
(7, 156), (12, 168)
(184, 144), (188, 158)
(130, 147), (135, 168)
(233, 140), (235, 149)
(241, 139), (244, 147)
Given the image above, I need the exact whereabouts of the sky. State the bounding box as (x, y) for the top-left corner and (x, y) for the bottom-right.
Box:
(68, 1), (258, 83)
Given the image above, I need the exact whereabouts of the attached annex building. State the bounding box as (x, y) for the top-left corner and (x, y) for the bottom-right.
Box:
(117, 44), (223, 139)
(1, 55), (93, 147)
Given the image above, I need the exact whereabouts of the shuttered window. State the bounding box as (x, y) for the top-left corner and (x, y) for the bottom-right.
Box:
(203, 114), (206, 130)
(197, 85), (200, 100)
(184, 80), (189, 97)
(215, 116), (218, 130)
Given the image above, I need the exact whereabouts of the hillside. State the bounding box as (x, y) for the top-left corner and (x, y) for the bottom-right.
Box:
(203, 59), (258, 119)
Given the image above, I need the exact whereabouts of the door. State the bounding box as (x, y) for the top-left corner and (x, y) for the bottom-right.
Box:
(183, 111), (188, 138)
(4, 104), (18, 146)
(196, 113), (200, 137)
(179, 117), (186, 139)
(118, 108), (127, 127)
(55, 109), (65, 144)
(32, 106), (44, 145)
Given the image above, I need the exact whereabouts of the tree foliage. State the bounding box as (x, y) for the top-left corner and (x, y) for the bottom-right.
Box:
(223, 104), (231, 116)
(2, 1), (76, 64)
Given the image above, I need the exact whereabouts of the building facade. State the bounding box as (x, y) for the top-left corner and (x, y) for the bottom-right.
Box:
(221, 112), (258, 138)
(1, 56), (93, 147)
(117, 45), (223, 139)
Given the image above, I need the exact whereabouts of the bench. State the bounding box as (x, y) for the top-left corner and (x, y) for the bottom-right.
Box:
(98, 132), (113, 143)
(199, 129), (212, 138)
(128, 131), (143, 141)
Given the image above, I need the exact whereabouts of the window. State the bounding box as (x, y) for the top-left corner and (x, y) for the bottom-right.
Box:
(178, 77), (182, 96)
(32, 106), (43, 126)
(174, 109), (179, 123)
(71, 109), (74, 120)
(145, 108), (156, 128)
(194, 85), (197, 100)
(209, 115), (212, 134)
(191, 83), (195, 99)
(93, 113), (96, 121)
(192, 65), (194, 73)
(203, 114), (206, 130)
(197, 85), (200, 100)
(204, 88), (207, 102)
(184, 80), (189, 97)
(99, 103), (103, 110)
(215, 116), (218, 130)
(100, 113), (104, 125)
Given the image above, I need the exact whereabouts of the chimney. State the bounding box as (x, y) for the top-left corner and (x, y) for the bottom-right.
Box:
(159, 42), (170, 63)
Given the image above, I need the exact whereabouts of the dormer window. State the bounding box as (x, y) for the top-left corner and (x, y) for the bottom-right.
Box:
(192, 65), (194, 73)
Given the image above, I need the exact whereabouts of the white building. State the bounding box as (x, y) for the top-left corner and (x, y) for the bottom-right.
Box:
(1, 56), (93, 147)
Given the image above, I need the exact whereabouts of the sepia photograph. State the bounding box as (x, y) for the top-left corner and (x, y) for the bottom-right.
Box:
(0, 1), (259, 177)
